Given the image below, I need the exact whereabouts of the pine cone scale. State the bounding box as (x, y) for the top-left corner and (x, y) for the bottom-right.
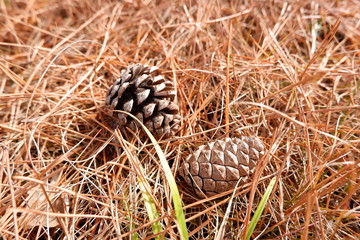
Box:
(135, 89), (150, 105)
(153, 115), (164, 129)
(199, 163), (212, 178)
(155, 99), (169, 111)
(123, 99), (133, 112)
(238, 165), (249, 176)
(226, 167), (240, 181)
(135, 74), (149, 87)
(143, 103), (156, 118)
(211, 151), (224, 165)
(203, 179), (215, 191)
(212, 165), (226, 181)
(163, 113), (173, 124)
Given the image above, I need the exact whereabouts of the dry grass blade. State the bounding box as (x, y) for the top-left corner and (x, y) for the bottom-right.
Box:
(1, 0), (359, 239)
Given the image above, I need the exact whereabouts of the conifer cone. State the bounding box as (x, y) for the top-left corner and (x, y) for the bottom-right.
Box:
(179, 137), (265, 197)
(105, 64), (180, 137)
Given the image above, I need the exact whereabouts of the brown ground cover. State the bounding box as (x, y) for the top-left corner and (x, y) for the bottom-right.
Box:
(0, 0), (359, 239)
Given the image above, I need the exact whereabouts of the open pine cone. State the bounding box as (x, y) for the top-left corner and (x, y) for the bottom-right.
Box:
(179, 136), (265, 197)
(105, 64), (181, 137)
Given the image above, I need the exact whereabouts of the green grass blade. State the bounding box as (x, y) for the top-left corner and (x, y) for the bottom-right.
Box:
(138, 179), (163, 240)
(124, 111), (189, 240)
(124, 200), (140, 240)
(142, 127), (189, 240)
(246, 177), (276, 240)
(116, 129), (163, 239)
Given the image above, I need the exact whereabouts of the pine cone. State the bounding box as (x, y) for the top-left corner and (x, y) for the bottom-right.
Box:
(179, 137), (265, 197)
(105, 64), (180, 137)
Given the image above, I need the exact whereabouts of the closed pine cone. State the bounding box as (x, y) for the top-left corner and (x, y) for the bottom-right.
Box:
(105, 64), (180, 137)
(179, 137), (265, 197)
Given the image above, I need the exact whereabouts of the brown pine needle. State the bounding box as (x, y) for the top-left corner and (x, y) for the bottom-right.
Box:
(1, 1), (359, 239)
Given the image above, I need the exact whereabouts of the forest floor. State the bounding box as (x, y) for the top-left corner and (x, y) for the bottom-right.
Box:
(0, 1), (359, 239)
